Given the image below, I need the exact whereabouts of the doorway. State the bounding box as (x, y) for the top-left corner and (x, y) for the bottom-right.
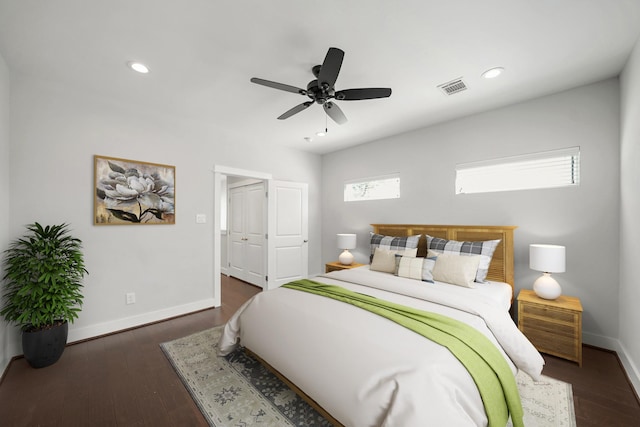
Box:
(213, 165), (309, 307)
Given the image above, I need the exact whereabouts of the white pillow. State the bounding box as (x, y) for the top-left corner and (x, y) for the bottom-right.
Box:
(370, 247), (417, 273)
(432, 253), (481, 288)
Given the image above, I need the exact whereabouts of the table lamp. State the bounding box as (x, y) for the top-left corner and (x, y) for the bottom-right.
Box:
(529, 244), (566, 300)
(337, 233), (357, 265)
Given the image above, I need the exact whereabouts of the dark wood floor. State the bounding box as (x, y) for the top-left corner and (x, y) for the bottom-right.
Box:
(1, 276), (638, 427)
(543, 346), (640, 426)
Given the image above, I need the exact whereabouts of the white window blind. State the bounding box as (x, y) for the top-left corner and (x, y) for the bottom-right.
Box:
(344, 174), (400, 202)
(455, 147), (580, 195)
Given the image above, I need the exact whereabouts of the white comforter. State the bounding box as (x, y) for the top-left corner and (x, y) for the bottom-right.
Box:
(218, 268), (544, 427)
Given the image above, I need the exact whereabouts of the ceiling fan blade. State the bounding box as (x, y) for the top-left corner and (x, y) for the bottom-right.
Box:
(323, 101), (347, 125)
(250, 77), (307, 95)
(335, 88), (392, 100)
(277, 101), (313, 120)
(318, 47), (344, 89)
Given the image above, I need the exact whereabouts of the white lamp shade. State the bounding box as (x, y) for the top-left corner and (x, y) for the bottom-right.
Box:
(336, 234), (357, 250)
(529, 244), (565, 273)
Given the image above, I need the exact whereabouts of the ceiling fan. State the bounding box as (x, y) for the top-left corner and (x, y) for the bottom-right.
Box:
(250, 47), (392, 125)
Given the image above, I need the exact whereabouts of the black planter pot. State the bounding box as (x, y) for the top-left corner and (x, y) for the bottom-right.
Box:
(22, 321), (69, 368)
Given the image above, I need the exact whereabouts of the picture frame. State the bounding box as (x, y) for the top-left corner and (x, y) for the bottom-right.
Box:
(94, 155), (175, 225)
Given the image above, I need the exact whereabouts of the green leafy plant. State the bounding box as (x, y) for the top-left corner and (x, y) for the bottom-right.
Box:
(1, 223), (88, 332)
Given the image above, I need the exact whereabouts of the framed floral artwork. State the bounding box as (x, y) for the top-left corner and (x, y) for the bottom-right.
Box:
(94, 155), (175, 225)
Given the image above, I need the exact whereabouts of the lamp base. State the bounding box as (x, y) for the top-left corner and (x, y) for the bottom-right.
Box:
(338, 249), (354, 265)
(533, 273), (562, 300)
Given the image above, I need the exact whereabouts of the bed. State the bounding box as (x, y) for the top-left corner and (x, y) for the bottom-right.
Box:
(218, 224), (544, 427)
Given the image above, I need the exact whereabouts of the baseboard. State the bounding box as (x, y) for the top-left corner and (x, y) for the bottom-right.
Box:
(67, 298), (217, 344)
(583, 331), (619, 350)
(584, 331), (640, 398)
(617, 342), (640, 401)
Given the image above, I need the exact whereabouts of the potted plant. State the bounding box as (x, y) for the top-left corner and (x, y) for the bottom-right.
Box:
(1, 223), (88, 368)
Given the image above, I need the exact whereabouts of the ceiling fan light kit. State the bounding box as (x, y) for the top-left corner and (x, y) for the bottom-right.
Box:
(251, 47), (392, 125)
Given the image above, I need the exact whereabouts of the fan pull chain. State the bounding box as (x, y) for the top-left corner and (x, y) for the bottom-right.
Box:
(316, 111), (328, 137)
(325, 112), (328, 135)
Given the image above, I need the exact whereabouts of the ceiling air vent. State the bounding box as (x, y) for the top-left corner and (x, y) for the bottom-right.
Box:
(438, 78), (468, 96)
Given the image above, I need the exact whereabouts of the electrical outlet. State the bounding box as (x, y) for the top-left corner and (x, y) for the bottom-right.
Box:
(126, 292), (136, 305)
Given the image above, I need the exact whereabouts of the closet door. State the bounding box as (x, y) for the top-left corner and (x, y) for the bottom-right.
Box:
(228, 186), (246, 280)
(229, 182), (266, 288)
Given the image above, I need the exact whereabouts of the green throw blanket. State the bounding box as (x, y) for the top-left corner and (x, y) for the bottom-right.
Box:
(283, 279), (523, 427)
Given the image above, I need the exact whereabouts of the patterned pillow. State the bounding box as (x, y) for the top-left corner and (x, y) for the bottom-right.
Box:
(421, 257), (437, 283)
(370, 232), (421, 263)
(426, 235), (500, 282)
(394, 255), (437, 283)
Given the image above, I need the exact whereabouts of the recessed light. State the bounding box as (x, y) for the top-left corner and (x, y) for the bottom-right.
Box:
(304, 137), (313, 142)
(482, 67), (504, 79)
(316, 131), (326, 137)
(128, 61), (150, 74)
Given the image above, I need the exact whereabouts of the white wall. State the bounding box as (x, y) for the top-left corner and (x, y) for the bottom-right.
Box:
(4, 74), (322, 360)
(0, 51), (11, 373)
(322, 79), (621, 347)
(619, 38), (640, 393)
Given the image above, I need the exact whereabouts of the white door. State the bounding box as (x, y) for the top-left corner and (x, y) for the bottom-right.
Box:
(267, 180), (308, 289)
(228, 186), (245, 279)
(228, 182), (266, 288)
(245, 183), (266, 286)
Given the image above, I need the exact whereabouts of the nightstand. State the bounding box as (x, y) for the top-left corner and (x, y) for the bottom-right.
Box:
(325, 261), (365, 273)
(517, 289), (583, 366)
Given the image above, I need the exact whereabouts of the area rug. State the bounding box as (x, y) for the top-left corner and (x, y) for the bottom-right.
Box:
(161, 325), (576, 427)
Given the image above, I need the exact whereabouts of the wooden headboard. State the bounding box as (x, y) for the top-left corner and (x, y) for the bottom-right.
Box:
(371, 224), (516, 295)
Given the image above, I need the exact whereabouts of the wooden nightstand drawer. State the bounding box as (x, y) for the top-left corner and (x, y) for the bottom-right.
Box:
(520, 316), (578, 339)
(522, 327), (579, 360)
(520, 303), (577, 324)
(517, 289), (583, 366)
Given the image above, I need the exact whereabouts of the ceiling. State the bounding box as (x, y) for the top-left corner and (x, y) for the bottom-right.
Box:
(1, 1), (639, 154)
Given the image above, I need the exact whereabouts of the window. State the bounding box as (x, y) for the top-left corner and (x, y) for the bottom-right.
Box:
(344, 174), (400, 202)
(455, 147), (580, 195)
